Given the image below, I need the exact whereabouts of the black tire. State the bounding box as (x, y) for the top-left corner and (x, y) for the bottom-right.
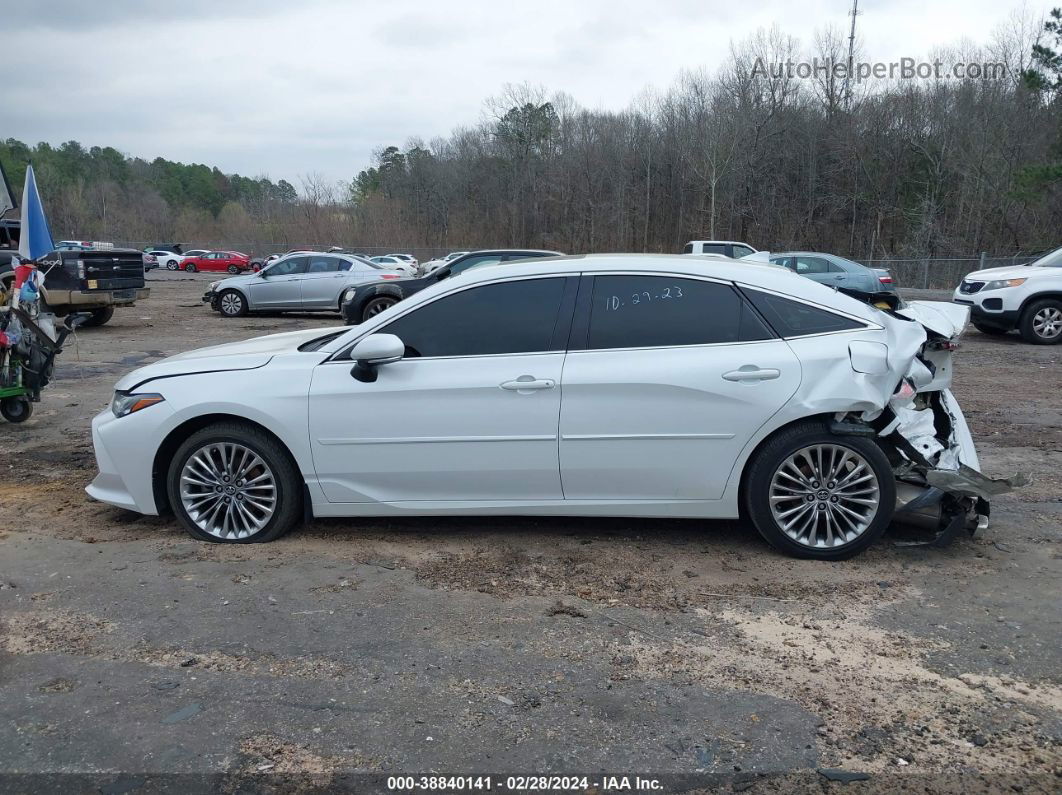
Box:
(973, 322), (1009, 336)
(743, 420), (896, 560)
(218, 289), (248, 318)
(1, 397), (32, 423)
(166, 260), (179, 270)
(167, 422), (302, 544)
(227, 265), (239, 274)
(1018, 298), (1062, 345)
(81, 306), (115, 327)
(361, 296), (398, 322)
(184, 262), (197, 273)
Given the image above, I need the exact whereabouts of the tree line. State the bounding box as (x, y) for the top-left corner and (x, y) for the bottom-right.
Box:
(2, 9), (1060, 258)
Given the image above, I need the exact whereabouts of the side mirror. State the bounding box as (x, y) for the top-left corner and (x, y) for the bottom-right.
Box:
(349, 333), (404, 382)
(434, 266), (451, 280)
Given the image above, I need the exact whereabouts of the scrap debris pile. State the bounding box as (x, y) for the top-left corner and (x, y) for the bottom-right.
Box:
(0, 258), (81, 423)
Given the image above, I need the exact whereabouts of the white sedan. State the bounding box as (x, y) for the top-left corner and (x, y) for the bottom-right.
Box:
(369, 255), (416, 276)
(86, 254), (1010, 560)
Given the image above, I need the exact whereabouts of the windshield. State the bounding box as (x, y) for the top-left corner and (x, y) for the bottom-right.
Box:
(1028, 246), (1062, 268)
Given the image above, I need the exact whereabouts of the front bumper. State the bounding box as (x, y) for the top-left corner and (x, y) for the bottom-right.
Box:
(86, 403), (174, 515)
(953, 298), (1020, 330)
(340, 300), (359, 325)
(46, 287), (150, 307)
(203, 289), (219, 310)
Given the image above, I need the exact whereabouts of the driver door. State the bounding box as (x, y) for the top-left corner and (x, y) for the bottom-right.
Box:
(308, 276), (576, 504)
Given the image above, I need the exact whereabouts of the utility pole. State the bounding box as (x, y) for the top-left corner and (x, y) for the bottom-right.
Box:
(844, 0), (861, 110)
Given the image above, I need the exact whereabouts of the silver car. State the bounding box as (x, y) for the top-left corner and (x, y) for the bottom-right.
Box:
(769, 252), (897, 293)
(203, 252), (401, 317)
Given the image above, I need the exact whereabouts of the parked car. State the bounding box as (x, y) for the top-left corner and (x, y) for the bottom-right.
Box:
(342, 249), (562, 324)
(770, 252), (897, 294)
(0, 239), (148, 328)
(181, 251), (251, 274)
(388, 253), (419, 269)
(143, 252), (159, 271)
(202, 251), (403, 317)
(684, 240), (759, 258)
(57, 240), (115, 251)
(148, 243), (185, 255)
(88, 253), (1010, 559)
(368, 255), (416, 276)
(422, 251), (470, 274)
(147, 249), (184, 270)
(953, 246), (1062, 344)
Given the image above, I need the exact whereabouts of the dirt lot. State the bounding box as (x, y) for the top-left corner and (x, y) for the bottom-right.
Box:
(1, 273), (1059, 792)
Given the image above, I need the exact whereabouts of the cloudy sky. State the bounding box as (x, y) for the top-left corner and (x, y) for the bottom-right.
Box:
(7, 0), (1034, 186)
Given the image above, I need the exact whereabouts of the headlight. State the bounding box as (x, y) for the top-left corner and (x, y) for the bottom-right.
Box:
(111, 391), (165, 418)
(982, 278), (1026, 291)
(209, 281), (220, 291)
(342, 288), (357, 303)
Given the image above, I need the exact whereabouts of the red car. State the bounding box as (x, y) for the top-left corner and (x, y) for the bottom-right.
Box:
(182, 251), (250, 274)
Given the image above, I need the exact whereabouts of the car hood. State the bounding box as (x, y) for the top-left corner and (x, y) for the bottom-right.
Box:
(962, 265), (1056, 281)
(115, 327), (329, 390)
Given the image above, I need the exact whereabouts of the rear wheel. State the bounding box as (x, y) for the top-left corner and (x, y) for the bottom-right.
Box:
(167, 422), (301, 543)
(227, 265), (239, 274)
(81, 307), (115, 327)
(743, 421), (895, 560)
(185, 262), (197, 273)
(362, 295), (398, 322)
(218, 289), (247, 317)
(973, 322), (1008, 336)
(1, 397), (32, 423)
(1019, 299), (1062, 345)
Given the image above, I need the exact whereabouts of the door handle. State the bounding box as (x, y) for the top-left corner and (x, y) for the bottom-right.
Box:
(500, 376), (556, 392)
(722, 366), (780, 383)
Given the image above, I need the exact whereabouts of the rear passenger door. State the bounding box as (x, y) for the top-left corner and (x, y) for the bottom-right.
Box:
(299, 255), (347, 309)
(558, 274), (801, 501)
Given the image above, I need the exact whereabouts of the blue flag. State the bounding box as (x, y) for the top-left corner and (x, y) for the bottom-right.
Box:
(18, 164), (55, 261)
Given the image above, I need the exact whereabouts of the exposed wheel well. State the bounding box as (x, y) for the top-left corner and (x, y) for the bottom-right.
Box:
(151, 413), (303, 515)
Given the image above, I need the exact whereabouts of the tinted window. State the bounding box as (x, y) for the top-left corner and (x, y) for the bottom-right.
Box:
(268, 256), (308, 276)
(732, 246), (755, 258)
(701, 244), (728, 255)
(794, 256), (830, 274)
(744, 290), (865, 337)
(587, 276), (771, 350)
(683, 243), (694, 254)
(338, 259), (352, 271)
(306, 256), (341, 273)
(379, 278), (566, 358)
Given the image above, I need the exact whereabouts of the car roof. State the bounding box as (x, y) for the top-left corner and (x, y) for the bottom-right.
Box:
(322, 253), (884, 355)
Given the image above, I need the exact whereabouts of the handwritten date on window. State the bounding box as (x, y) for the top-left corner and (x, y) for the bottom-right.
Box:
(604, 285), (684, 310)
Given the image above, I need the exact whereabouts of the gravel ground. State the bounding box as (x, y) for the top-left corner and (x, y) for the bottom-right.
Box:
(0, 274), (1059, 793)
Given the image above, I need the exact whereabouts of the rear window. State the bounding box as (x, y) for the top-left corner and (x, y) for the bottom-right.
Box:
(744, 290), (865, 337)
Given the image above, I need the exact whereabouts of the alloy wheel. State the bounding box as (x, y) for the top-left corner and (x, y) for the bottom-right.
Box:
(220, 292), (243, 316)
(1032, 306), (1062, 340)
(179, 442), (277, 539)
(768, 443), (881, 549)
(365, 298), (396, 317)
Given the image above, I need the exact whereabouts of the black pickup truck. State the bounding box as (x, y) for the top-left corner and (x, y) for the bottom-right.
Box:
(0, 213), (149, 327)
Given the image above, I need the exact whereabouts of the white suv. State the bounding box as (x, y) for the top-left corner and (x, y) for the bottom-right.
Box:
(953, 246), (1062, 344)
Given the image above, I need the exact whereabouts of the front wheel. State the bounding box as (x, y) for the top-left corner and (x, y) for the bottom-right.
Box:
(167, 422), (302, 543)
(743, 422), (895, 560)
(218, 289), (247, 317)
(361, 295), (398, 322)
(1019, 299), (1062, 345)
(1, 397), (33, 423)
